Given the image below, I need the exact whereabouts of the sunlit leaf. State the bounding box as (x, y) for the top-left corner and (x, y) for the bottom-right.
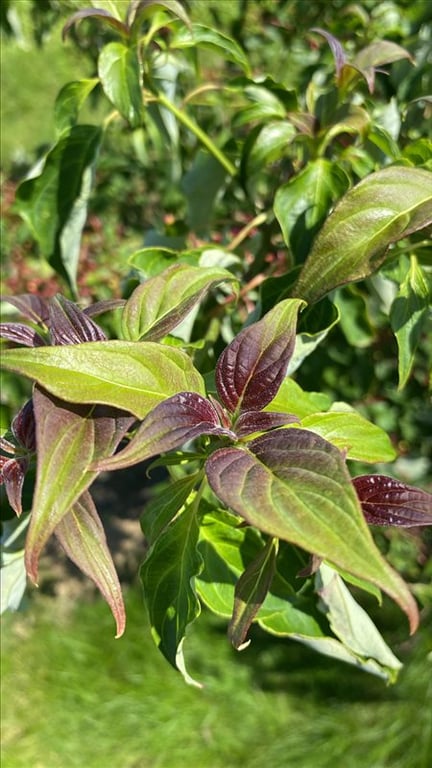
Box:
(54, 79), (100, 135)
(1, 341), (205, 418)
(205, 429), (419, 633)
(173, 23), (250, 75)
(121, 263), (237, 341)
(55, 491), (126, 637)
(293, 167), (432, 303)
(353, 475), (432, 527)
(96, 391), (234, 472)
(98, 42), (144, 128)
(300, 411), (396, 463)
(215, 298), (305, 414)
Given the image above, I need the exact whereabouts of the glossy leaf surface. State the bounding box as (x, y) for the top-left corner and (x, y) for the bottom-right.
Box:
(96, 391), (234, 472)
(353, 475), (432, 527)
(216, 298), (305, 414)
(121, 264), (236, 341)
(206, 429), (418, 633)
(293, 167), (432, 303)
(98, 42), (144, 128)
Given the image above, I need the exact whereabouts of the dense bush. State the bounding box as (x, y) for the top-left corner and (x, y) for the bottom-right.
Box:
(1, 0), (431, 686)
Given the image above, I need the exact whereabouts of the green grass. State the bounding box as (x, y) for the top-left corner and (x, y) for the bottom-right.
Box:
(2, 585), (432, 768)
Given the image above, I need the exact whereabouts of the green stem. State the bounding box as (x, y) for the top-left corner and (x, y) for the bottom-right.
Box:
(155, 91), (237, 177)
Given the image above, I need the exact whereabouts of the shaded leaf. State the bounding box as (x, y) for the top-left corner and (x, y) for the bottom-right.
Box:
(121, 263), (236, 342)
(55, 491), (125, 638)
(98, 42), (144, 128)
(274, 159), (349, 262)
(215, 298), (305, 414)
(141, 474), (199, 545)
(205, 429), (419, 633)
(173, 23), (250, 75)
(353, 475), (432, 527)
(390, 255), (431, 389)
(228, 537), (277, 650)
(140, 499), (203, 684)
(182, 150), (227, 236)
(54, 79), (99, 135)
(293, 167), (432, 304)
(96, 391), (234, 472)
(62, 8), (129, 40)
(15, 126), (102, 294)
(0, 456), (29, 517)
(0, 294), (50, 325)
(1, 341), (205, 419)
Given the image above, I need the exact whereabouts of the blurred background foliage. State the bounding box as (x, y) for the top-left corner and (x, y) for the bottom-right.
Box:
(1, 1), (431, 766)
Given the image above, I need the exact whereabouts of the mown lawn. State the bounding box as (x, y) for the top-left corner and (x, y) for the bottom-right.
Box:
(2, 585), (431, 768)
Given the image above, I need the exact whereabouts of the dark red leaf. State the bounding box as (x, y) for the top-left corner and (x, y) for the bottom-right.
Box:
(0, 322), (46, 347)
(62, 8), (129, 41)
(12, 399), (37, 452)
(49, 295), (107, 345)
(235, 410), (299, 438)
(353, 475), (432, 527)
(96, 391), (236, 472)
(0, 456), (29, 516)
(215, 299), (304, 414)
(0, 294), (50, 325)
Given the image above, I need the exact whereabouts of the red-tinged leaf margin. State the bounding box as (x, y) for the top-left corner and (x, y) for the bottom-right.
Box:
(205, 429), (419, 634)
(62, 9), (129, 41)
(25, 387), (134, 583)
(353, 475), (432, 527)
(215, 298), (305, 414)
(54, 491), (126, 637)
(96, 391), (235, 472)
(228, 537), (278, 650)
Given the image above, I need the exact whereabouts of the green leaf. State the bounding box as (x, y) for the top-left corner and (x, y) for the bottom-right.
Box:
(287, 298), (340, 375)
(205, 429), (419, 634)
(315, 563), (402, 682)
(228, 538), (278, 650)
(25, 388), (133, 583)
(390, 255), (431, 389)
(1, 341), (205, 419)
(128, 0), (191, 32)
(241, 121), (296, 189)
(182, 150), (227, 236)
(54, 491), (126, 638)
(275, 159), (350, 262)
(265, 378), (331, 419)
(98, 42), (144, 128)
(172, 24), (251, 75)
(140, 498), (203, 685)
(121, 263), (237, 341)
(141, 474), (199, 545)
(300, 411), (397, 463)
(15, 126), (102, 295)
(54, 79), (100, 135)
(293, 167), (432, 303)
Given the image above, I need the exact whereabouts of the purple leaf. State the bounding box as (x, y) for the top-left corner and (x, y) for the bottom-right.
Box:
(353, 475), (432, 527)
(0, 456), (29, 517)
(48, 295), (107, 345)
(215, 299), (304, 414)
(54, 491), (126, 638)
(12, 399), (37, 452)
(84, 299), (126, 317)
(0, 294), (50, 325)
(96, 391), (235, 472)
(0, 322), (46, 347)
(311, 28), (347, 78)
(235, 410), (299, 438)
